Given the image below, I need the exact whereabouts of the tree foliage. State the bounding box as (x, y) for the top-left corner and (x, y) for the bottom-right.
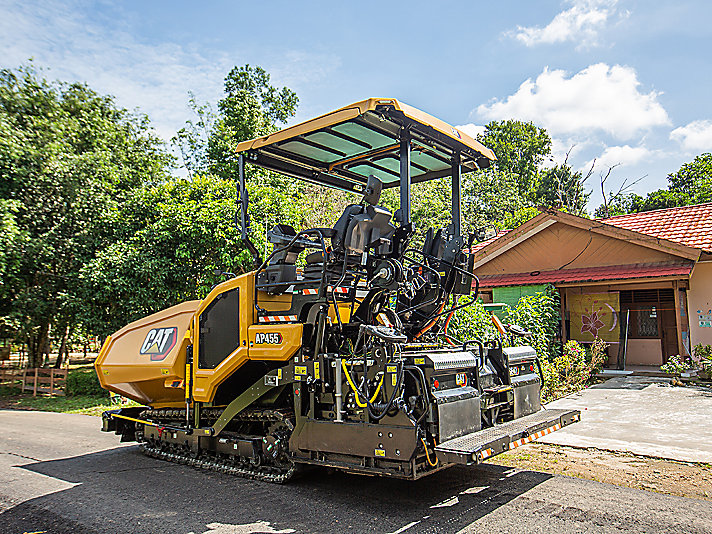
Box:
(476, 120), (552, 199)
(595, 153), (712, 217)
(0, 66), (170, 365)
(208, 65), (298, 181)
(535, 163), (591, 216)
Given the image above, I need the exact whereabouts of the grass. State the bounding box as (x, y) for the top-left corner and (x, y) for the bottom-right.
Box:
(0, 383), (139, 416)
(14, 394), (115, 416)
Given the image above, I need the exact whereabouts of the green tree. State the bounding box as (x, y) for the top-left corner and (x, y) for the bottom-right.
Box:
(0, 66), (170, 365)
(595, 153), (712, 217)
(536, 163), (591, 215)
(667, 153), (712, 200)
(207, 65), (298, 181)
(476, 120), (552, 199)
(462, 167), (531, 231)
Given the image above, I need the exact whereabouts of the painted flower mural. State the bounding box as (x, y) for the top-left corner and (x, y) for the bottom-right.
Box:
(570, 293), (620, 342)
(580, 310), (605, 337)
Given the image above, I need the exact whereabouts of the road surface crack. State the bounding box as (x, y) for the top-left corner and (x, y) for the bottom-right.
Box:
(1, 451), (42, 462)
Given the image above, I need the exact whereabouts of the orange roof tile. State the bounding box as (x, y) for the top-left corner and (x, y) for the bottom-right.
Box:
(600, 202), (712, 252)
(470, 230), (510, 253)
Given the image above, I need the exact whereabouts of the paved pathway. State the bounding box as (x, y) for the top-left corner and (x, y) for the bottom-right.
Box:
(540, 376), (712, 463)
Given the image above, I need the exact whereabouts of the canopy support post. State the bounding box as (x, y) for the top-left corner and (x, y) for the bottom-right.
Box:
(238, 154), (261, 267)
(451, 151), (462, 238)
(399, 128), (411, 225)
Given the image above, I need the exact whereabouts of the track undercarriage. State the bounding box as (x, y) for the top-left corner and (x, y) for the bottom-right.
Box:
(137, 408), (299, 483)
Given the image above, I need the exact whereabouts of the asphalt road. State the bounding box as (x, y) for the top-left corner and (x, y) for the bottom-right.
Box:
(1, 410), (711, 534)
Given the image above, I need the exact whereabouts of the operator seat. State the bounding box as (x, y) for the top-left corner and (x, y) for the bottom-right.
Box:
(330, 175), (395, 256)
(266, 175), (396, 289)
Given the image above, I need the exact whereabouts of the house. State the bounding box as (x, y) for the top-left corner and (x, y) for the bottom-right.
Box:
(472, 203), (712, 368)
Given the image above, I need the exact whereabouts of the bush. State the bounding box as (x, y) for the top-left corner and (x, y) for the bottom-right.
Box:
(504, 288), (560, 361)
(541, 338), (607, 400)
(448, 285), (606, 402)
(693, 344), (712, 376)
(66, 368), (106, 397)
(660, 354), (693, 375)
(448, 286), (560, 361)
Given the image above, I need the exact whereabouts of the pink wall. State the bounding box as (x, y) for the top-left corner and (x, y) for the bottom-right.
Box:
(688, 262), (712, 352)
(625, 339), (663, 366)
(605, 339), (663, 366)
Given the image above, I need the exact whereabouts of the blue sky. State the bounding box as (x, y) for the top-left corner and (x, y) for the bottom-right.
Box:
(2, 0), (712, 210)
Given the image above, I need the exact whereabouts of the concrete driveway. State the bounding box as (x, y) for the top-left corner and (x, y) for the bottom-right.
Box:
(540, 376), (712, 463)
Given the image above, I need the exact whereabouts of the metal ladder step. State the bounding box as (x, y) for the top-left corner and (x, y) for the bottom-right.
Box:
(435, 408), (580, 465)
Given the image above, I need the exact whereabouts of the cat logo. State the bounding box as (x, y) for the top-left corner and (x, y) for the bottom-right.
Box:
(255, 332), (283, 345)
(139, 327), (178, 361)
(456, 372), (468, 387)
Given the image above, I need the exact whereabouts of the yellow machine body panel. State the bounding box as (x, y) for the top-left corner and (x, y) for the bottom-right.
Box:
(191, 274), (255, 403)
(248, 323), (302, 361)
(257, 292), (292, 312)
(96, 270), (310, 406)
(95, 300), (199, 407)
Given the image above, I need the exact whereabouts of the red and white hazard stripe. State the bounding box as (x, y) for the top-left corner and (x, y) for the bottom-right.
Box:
(301, 286), (350, 296)
(258, 315), (298, 323)
(332, 286), (349, 295)
(480, 448), (495, 460)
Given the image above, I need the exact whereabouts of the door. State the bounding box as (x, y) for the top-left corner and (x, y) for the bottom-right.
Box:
(660, 308), (678, 363)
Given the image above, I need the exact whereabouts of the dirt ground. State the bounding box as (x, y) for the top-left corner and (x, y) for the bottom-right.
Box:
(495, 442), (712, 501)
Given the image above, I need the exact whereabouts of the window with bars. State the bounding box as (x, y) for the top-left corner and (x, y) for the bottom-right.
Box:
(620, 289), (672, 339)
(634, 306), (659, 338)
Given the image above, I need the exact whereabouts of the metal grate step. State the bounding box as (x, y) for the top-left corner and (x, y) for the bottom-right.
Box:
(435, 408), (580, 465)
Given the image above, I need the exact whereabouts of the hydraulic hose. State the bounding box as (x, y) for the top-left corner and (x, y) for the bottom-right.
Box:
(414, 301), (446, 339)
(442, 296), (459, 346)
(341, 359), (383, 408)
(367, 360), (404, 421)
(421, 437), (439, 467)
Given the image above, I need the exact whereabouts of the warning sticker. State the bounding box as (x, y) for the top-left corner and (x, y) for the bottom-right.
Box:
(375, 449), (386, 457)
(295, 365), (307, 375)
(314, 362), (320, 380)
(414, 358), (425, 365)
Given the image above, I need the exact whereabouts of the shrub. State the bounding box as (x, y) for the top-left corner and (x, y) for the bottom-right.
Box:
(66, 368), (106, 397)
(447, 286), (560, 361)
(660, 354), (692, 375)
(448, 285), (605, 401)
(540, 338), (607, 401)
(504, 287), (561, 362)
(693, 344), (712, 376)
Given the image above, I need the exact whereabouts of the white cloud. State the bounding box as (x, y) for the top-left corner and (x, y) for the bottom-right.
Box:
(0, 0), (339, 143)
(670, 120), (712, 152)
(455, 123), (485, 139)
(510, 0), (625, 49)
(476, 63), (670, 141)
(586, 145), (653, 171)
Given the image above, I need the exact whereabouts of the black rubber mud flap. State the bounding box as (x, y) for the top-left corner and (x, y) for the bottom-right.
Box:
(435, 408), (580, 465)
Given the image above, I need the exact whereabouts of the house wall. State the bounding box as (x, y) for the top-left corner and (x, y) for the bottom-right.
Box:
(625, 339), (663, 366)
(476, 222), (680, 276)
(687, 262), (712, 349)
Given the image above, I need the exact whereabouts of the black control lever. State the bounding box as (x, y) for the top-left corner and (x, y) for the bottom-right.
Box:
(359, 324), (407, 344)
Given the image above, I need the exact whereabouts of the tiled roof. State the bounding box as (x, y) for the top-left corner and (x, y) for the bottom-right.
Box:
(477, 262), (694, 288)
(601, 202), (712, 252)
(470, 230), (510, 253)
